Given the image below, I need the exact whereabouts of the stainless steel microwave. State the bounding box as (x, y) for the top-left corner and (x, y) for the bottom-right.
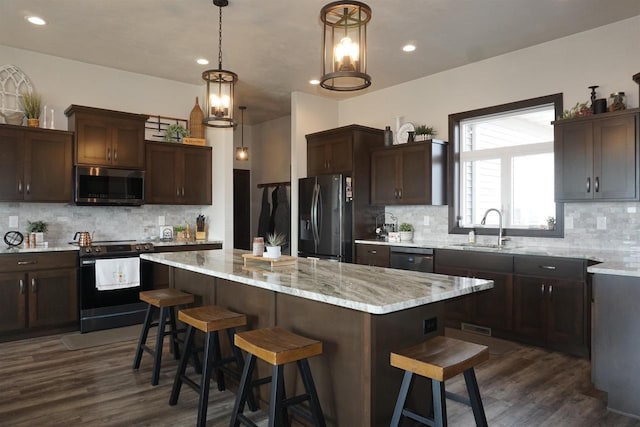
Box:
(75, 166), (145, 206)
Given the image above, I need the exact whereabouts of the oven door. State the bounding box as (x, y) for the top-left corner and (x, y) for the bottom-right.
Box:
(79, 255), (152, 333)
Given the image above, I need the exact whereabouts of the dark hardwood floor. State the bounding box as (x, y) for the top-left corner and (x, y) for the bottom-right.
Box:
(0, 332), (638, 426)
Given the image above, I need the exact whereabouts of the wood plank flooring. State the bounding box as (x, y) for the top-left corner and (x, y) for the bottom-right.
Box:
(0, 332), (638, 426)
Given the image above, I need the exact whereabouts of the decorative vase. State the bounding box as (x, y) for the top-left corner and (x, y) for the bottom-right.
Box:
(407, 131), (415, 144)
(400, 231), (414, 242)
(189, 97), (204, 138)
(27, 118), (39, 127)
(264, 245), (281, 259)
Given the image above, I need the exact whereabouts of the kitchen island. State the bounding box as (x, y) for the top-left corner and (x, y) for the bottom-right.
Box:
(141, 249), (493, 426)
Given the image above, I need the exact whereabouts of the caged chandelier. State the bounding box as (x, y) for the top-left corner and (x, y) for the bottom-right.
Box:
(202, 0), (238, 128)
(320, 1), (371, 91)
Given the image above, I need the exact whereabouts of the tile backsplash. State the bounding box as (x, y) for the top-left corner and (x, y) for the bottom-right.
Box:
(0, 203), (209, 244)
(387, 202), (640, 250)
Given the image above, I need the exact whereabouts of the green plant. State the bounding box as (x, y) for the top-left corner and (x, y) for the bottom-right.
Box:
(414, 125), (437, 137)
(19, 92), (43, 119)
(399, 223), (413, 232)
(27, 220), (48, 233)
(266, 232), (286, 247)
(164, 123), (189, 142)
(173, 225), (186, 232)
(562, 101), (590, 119)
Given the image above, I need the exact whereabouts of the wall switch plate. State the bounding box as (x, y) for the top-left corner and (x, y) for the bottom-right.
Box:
(423, 215), (430, 226)
(158, 216), (165, 226)
(9, 216), (18, 227)
(597, 216), (607, 230)
(565, 216), (574, 229)
(628, 207), (637, 213)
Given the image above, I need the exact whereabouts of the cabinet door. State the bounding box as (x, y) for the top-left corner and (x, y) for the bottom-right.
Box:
(436, 265), (474, 328)
(326, 138), (353, 174)
(513, 276), (546, 339)
(75, 116), (112, 166)
(0, 272), (27, 333)
(399, 144), (429, 204)
(355, 244), (389, 267)
(554, 121), (593, 201)
(593, 114), (637, 200)
(370, 149), (399, 205)
(145, 143), (180, 203)
(546, 279), (585, 347)
(182, 146), (212, 205)
(307, 141), (329, 176)
(24, 131), (72, 202)
(112, 118), (145, 168)
(0, 127), (25, 201)
(471, 270), (513, 331)
(28, 268), (78, 328)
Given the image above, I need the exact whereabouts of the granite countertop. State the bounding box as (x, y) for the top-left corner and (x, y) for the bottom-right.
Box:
(355, 239), (640, 277)
(140, 249), (493, 315)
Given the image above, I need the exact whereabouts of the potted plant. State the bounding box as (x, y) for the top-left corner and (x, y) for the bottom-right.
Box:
(414, 125), (437, 142)
(164, 123), (189, 143)
(546, 216), (556, 230)
(264, 232), (286, 259)
(27, 220), (48, 245)
(174, 225), (186, 240)
(19, 92), (43, 127)
(399, 223), (414, 242)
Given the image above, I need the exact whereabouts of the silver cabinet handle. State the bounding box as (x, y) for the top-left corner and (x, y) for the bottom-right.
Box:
(17, 260), (37, 265)
(181, 187), (185, 196)
(18, 180), (22, 193)
(177, 188), (180, 196)
(549, 284), (553, 296)
(114, 150), (118, 161)
(595, 177), (599, 193)
(31, 278), (37, 293)
(539, 265), (557, 270)
(107, 148), (111, 160)
(368, 250), (377, 254)
(19, 279), (25, 295)
(398, 188), (402, 199)
(26, 183), (30, 194)
(586, 177), (591, 193)
(540, 284), (545, 295)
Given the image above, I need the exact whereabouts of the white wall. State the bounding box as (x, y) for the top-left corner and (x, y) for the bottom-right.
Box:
(0, 45), (234, 246)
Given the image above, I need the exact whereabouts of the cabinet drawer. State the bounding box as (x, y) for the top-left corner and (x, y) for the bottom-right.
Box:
(0, 251), (77, 272)
(514, 256), (585, 280)
(356, 244), (390, 267)
(435, 249), (513, 273)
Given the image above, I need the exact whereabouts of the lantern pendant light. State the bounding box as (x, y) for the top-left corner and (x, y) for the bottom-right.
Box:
(203, 0), (238, 128)
(235, 106), (248, 161)
(320, 1), (372, 91)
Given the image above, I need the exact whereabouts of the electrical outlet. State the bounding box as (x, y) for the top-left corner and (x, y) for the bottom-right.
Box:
(158, 216), (165, 226)
(423, 215), (430, 226)
(9, 216), (18, 227)
(423, 317), (437, 334)
(628, 206), (637, 213)
(597, 216), (607, 230)
(565, 216), (574, 229)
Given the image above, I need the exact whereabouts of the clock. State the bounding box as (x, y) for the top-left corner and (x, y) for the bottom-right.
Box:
(396, 122), (415, 144)
(4, 231), (24, 247)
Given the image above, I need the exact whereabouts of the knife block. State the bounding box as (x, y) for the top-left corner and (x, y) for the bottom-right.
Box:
(196, 231), (206, 241)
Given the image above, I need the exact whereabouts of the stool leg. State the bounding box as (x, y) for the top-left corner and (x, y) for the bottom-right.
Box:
(169, 325), (195, 406)
(227, 328), (258, 412)
(230, 353), (257, 427)
(432, 379), (448, 427)
(463, 368), (488, 427)
(168, 306), (181, 360)
(269, 364), (287, 427)
(213, 331), (226, 392)
(133, 304), (154, 370)
(197, 331), (216, 427)
(151, 306), (169, 386)
(390, 371), (413, 427)
(297, 359), (325, 427)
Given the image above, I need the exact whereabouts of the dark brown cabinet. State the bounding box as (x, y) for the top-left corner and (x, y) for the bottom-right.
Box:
(0, 124), (72, 202)
(65, 105), (147, 169)
(355, 243), (390, 267)
(513, 255), (589, 357)
(554, 109), (639, 201)
(435, 249), (513, 333)
(371, 140), (447, 205)
(0, 252), (78, 339)
(146, 141), (212, 205)
(307, 132), (353, 176)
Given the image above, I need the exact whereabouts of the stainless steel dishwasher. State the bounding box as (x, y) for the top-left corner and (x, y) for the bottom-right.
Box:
(389, 246), (434, 273)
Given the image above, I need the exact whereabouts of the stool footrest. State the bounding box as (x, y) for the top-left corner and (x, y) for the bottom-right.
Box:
(282, 393), (311, 409)
(236, 413), (259, 427)
(445, 390), (471, 406)
(402, 408), (435, 427)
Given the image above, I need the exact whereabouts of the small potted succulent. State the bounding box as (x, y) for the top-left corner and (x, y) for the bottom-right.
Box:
(19, 92), (43, 127)
(27, 220), (48, 245)
(264, 232), (286, 259)
(546, 216), (556, 230)
(173, 225), (186, 240)
(399, 223), (414, 242)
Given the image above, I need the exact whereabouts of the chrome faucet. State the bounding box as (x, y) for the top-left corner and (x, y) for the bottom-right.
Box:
(481, 208), (504, 247)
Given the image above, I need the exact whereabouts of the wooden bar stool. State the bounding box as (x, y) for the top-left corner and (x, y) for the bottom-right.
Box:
(133, 288), (195, 386)
(169, 305), (258, 427)
(390, 336), (489, 427)
(230, 327), (326, 427)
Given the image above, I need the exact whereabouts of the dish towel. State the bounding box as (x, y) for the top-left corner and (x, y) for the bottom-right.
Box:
(95, 258), (140, 291)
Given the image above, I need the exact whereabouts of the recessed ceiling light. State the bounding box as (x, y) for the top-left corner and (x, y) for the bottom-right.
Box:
(26, 16), (46, 26)
(196, 58), (209, 65)
(402, 44), (416, 52)
(309, 79), (320, 85)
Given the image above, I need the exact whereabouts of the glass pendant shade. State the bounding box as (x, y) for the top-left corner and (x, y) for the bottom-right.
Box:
(235, 105), (248, 161)
(320, 1), (371, 91)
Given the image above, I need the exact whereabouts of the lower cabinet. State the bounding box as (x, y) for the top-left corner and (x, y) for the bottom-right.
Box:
(0, 252), (78, 338)
(355, 243), (390, 267)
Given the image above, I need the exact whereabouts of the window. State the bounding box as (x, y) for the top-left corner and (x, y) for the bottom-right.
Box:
(448, 94), (563, 237)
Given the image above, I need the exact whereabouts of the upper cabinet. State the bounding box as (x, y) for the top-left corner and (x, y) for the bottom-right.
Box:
(145, 141), (212, 205)
(370, 140), (447, 205)
(554, 109), (639, 202)
(65, 105), (148, 169)
(0, 124), (72, 203)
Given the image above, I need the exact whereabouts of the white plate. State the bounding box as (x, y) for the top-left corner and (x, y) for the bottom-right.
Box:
(396, 122), (415, 144)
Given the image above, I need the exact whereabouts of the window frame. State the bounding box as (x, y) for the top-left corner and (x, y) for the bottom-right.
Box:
(447, 93), (564, 238)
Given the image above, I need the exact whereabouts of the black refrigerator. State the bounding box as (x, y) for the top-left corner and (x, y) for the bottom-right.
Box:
(299, 174), (353, 262)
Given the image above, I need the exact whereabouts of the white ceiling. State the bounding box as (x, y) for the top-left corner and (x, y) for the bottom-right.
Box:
(1, 0), (640, 125)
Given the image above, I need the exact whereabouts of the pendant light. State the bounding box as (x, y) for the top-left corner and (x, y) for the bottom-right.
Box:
(235, 106), (248, 161)
(203, 0), (237, 128)
(320, 1), (371, 91)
